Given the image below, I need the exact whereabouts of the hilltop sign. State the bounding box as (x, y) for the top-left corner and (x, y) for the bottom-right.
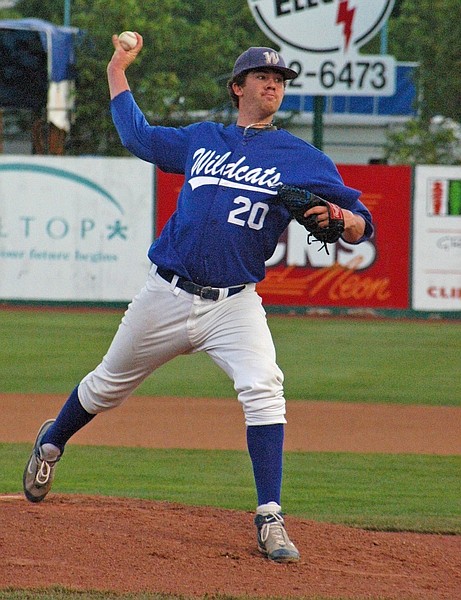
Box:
(248, 0), (397, 96)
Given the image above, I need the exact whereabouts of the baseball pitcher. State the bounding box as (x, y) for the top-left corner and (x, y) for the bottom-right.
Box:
(24, 36), (374, 563)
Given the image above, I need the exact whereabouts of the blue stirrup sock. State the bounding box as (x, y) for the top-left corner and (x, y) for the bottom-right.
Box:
(246, 423), (284, 507)
(41, 385), (95, 455)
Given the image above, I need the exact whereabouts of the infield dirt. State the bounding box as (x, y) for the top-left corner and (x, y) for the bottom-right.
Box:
(1, 394), (460, 600)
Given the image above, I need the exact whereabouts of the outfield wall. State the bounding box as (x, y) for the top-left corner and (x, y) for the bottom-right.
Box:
(0, 157), (153, 302)
(157, 165), (461, 317)
(0, 157), (460, 317)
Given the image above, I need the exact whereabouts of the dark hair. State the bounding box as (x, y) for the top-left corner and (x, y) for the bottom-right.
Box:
(226, 68), (288, 108)
(227, 72), (247, 108)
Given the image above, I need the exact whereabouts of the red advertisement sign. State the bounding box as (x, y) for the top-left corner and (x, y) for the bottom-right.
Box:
(155, 165), (412, 309)
(155, 169), (184, 236)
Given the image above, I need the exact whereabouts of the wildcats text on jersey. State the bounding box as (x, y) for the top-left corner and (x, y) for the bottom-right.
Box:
(189, 147), (281, 194)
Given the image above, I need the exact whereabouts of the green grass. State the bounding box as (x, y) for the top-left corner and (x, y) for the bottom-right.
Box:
(0, 590), (370, 600)
(268, 316), (461, 404)
(1, 309), (460, 600)
(1, 309), (460, 405)
(3, 443), (460, 534)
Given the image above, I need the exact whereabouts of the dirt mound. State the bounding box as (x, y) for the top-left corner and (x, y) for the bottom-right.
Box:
(3, 395), (460, 598)
(1, 494), (460, 600)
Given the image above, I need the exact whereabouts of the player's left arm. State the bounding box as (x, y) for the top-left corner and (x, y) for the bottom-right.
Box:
(340, 210), (366, 243)
(303, 196), (373, 244)
(304, 204), (366, 243)
(297, 151), (373, 244)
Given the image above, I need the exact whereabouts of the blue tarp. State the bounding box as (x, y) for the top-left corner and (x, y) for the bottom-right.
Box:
(0, 18), (76, 82)
(0, 18), (78, 113)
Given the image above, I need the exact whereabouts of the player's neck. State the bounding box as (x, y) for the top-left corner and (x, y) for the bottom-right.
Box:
(236, 107), (276, 129)
(239, 122), (277, 136)
(237, 117), (274, 128)
(240, 121), (275, 130)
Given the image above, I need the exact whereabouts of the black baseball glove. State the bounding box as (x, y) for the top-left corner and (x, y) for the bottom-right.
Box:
(276, 184), (345, 254)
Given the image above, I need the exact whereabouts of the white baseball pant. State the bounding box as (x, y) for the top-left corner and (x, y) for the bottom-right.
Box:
(78, 265), (286, 426)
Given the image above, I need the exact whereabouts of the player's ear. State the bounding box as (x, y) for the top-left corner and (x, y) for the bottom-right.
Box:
(232, 82), (244, 97)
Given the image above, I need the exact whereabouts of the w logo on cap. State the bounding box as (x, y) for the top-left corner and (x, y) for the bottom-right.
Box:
(232, 47), (297, 79)
(262, 51), (280, 66)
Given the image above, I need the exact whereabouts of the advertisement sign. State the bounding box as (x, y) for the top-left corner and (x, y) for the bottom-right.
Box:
(248, 0), (396, 96)
(155, 165), (412, 309)
(412, 166), (461, 311)
(258, 165), (411, 308)
(0, 157), (154, 302)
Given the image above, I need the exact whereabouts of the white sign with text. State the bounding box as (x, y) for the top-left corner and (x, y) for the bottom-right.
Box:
(412, 166), (461, 311)
(0, 157), (154, 302)
(248, 0), (396, 95)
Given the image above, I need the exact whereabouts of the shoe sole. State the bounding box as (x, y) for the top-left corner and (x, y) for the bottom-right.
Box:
(258, 545), (300, 563)
(23, 419), (56, 503)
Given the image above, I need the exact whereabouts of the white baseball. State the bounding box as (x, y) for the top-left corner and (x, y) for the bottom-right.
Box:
(118, 31), (137, 51)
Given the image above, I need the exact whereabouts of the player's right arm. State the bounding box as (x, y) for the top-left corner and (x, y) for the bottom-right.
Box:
(107, 32), (143, 100)
(107, 33), (189, 171)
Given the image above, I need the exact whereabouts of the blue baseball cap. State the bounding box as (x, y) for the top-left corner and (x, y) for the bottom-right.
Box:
(232, 47), (297, 80)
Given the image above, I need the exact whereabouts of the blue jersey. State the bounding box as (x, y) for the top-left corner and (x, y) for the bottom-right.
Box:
(111, 91), (373, 287)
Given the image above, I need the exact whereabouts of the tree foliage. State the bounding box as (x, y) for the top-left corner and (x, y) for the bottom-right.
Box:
(382, 0), (461, 165)
(387, 0), (461, 123)
(1, 0), (459, 160)
(5, 0), (269, 155)
(384, 116), (461, 165)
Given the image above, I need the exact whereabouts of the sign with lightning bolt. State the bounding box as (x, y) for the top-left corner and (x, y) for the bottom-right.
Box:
(248, 0), (396, 96)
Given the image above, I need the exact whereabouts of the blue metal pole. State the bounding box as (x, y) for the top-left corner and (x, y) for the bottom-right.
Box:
(313, 96), (324, 151)
(64, 0), (71, 26)
(380, 22), (388, 54)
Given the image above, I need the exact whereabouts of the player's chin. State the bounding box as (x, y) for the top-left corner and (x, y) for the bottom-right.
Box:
(261, 97), (282, 114)
(262, 93), (279, 103)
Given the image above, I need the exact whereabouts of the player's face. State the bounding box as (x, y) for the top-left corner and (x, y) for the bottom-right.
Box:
(235, 69), (286, 121)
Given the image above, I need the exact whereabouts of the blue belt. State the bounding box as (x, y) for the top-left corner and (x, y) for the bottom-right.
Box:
(157, 267), (245, 301)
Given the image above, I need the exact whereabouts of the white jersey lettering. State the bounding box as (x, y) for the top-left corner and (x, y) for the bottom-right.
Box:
(190, 147), (281, 193)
